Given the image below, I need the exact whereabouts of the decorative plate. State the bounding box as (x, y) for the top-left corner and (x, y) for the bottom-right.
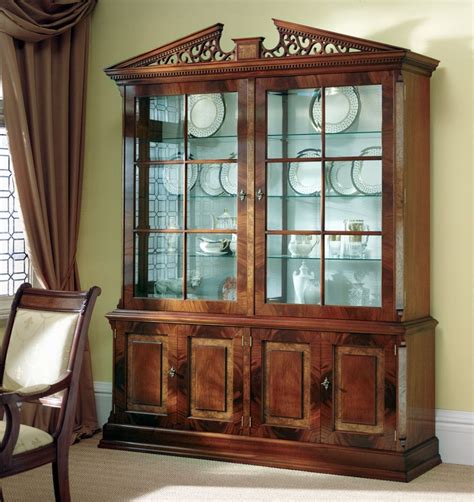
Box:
(221, 276), (237, 301)
(162, 163), (198, 195)
(328, 161), (358, 196)
(219, 163), (238, 195)
(188, 93), (225, 138)
(199, 164), (224, 196)
(288, 149), (322, 195)
(310, 86), (360, 134)
(352, 146), (382, 194)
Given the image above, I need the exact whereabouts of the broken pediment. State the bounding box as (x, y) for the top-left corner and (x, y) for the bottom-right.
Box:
(105, 19), (438, 81)
(107, 18), (405, 70)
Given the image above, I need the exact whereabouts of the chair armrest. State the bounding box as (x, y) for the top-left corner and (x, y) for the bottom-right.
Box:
(0, 375), (71, 469)
(0, 383), (51, 397)
(0, 373), (72, 404)
(0, 398), (21, 470)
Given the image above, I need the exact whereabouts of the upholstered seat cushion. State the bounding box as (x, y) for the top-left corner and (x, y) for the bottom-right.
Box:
(0, 421), (53, 455)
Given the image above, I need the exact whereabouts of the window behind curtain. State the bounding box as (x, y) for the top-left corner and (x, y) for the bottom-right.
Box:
(0, 84), (30, 310)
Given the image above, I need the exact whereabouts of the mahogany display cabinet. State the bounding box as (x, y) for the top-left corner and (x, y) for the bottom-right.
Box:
(100, 19), (440, 481)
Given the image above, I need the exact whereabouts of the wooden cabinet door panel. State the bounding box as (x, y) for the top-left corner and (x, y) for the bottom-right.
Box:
(336, 347), (383, 431)
(127, 334), (168, 413)
(251, 330), (320, 442)
(178, 325), (244, 434)
(113, 322), (178, 428)
(321, 333), (397, 450)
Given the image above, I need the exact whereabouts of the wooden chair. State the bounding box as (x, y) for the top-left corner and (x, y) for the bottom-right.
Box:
(0, 283), (101, 501)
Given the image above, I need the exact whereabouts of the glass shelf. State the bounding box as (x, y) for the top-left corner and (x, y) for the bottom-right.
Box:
(188, 194), (236, 199)
(188, 135), (237, 141)
(267, 131), (381, 140)
(266, 194), (381, 199)
(268, 255), (380, 262)
(189, 253), (235, 258)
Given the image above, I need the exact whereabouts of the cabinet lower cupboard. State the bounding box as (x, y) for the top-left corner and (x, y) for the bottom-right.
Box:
(105, 318), (438, 481)
(101, 19), (440, 481)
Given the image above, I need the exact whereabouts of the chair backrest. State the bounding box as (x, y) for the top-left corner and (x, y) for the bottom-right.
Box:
(0, 283), (100, 437)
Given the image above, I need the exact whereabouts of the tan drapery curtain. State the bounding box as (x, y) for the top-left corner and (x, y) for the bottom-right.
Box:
(0, 0), (98, 439)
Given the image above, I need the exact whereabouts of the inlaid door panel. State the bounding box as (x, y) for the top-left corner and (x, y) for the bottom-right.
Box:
(321, 333), (397, 450)
(113, 322), (178, 428)
(127, 334), (169, 414)
(178, 325), (244, 434)
(251, 330), (320, 442)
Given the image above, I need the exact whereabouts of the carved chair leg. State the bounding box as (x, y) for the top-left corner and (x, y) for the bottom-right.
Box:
(52, 446), (71, 502)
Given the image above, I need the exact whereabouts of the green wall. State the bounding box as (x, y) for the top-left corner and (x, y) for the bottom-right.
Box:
(77, 0), (473, 412)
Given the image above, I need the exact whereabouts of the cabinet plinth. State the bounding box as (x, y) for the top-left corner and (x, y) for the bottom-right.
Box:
(101, 19), (439, 481)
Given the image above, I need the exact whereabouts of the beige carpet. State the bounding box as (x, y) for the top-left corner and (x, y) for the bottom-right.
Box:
(1, 436), (473, 501)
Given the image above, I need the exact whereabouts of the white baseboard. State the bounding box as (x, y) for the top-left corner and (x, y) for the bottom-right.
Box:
(436, 409), (474, 465)
(94, 381), (113, 428)
(93, 381), (474, 466)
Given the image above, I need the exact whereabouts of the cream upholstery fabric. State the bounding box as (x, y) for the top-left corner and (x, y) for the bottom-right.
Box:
(0, 421), (53, 455)
(2, 308), (80, 391)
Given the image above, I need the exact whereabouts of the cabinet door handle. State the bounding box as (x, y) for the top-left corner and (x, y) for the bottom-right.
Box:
(168, 366), (177, 378)
(321, 377), (331, 390)
(239, 189), (247, 201)
(256, 188), (264, 200)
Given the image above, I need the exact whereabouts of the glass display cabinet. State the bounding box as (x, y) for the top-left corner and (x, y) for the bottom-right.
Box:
(132, 86), (246, 313)
(101, 20), (439, 481)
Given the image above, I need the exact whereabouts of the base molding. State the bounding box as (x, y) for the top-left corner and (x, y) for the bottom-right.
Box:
(99, 423), (440, 482)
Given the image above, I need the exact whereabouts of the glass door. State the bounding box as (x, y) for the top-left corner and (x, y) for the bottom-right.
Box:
(126, 81), (247, 314)
(255, 74), (394, 320)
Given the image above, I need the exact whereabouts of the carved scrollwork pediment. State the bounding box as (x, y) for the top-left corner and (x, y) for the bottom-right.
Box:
(262, 19), (402, 57)
(111, 24), (235, 70)
(105, 19), (438, 80)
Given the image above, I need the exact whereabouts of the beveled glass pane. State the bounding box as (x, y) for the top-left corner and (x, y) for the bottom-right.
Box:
(188, 92), (237, 160)
(267, 89), (322, 159)
(267, 161), (321, 231)
(187, 163), (237, 230)
(325, 160), (382, 231)
(325, 85), (382, 157)
(134, 233), (183, 299)
(135, 165), (183, 230)
(186, 233), (237, 300)
(325, 235), (381, 307)
(136, 95), (184, 161)
(266, 234), (321, 304)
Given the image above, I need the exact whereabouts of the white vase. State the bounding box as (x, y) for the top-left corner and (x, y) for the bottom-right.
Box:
(292, 261), (314, 304)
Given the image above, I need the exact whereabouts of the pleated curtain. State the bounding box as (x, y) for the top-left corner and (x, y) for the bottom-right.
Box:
(0, 0), (98, 439)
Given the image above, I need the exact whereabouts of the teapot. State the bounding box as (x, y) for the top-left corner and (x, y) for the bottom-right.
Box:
(210, 208), (237, 230)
